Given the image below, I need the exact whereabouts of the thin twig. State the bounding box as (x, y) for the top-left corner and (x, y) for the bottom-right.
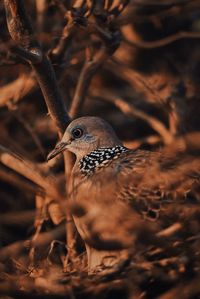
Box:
(0, 224), (65, 261)
(49, 11), (77, 64)
(108, 59), (167, 105)
(113, 97), (173, 144)
(0, 145), (63, 201)
(13, 111), (46, 158)
(0, 210), (35, 225)
(124, 135), (162, 149)
(69, 46), (108, 117)
(123, 27), (200, 49)
(0, 165), (41, 195)
(109, 0), (130, 17)
(90, 91), (173, 144)
(0, 74), (36, 108)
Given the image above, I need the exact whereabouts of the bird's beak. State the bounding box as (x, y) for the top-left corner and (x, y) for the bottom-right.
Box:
(47, 141), (70, 161)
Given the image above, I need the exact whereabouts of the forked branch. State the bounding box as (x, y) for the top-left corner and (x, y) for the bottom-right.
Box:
(4, 0), (70, 134)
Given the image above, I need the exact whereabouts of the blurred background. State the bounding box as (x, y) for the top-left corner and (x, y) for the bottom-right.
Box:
(1, 1), (200, 298)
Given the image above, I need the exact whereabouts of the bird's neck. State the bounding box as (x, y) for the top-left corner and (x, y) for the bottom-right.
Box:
(78, 145), (128, 176)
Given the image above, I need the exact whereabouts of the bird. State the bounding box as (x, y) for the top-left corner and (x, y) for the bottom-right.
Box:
(47, 116), (199, 273)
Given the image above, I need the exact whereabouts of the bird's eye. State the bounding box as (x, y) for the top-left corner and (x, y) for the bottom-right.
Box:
(72, 128), (83, 139)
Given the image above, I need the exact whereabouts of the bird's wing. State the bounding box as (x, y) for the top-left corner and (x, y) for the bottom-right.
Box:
(89, 149), (199, 221)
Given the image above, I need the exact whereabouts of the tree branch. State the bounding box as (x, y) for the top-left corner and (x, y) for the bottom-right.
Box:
(69, 46), (108, 117)
(4, 0), (70, 134)
(0, 145), (63, 201)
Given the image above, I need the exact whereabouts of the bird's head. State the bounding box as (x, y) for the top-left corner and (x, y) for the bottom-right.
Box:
(47, 116), (122, 161)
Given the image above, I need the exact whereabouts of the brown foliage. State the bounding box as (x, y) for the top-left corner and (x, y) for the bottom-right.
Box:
(0, 0), (200, 298)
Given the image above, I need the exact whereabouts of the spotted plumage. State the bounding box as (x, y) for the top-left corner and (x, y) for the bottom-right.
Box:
(79, 145), (128, 175)
(47, 116), (199, 272)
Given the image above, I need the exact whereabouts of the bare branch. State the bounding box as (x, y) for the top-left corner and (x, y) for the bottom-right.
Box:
(0, 145), (63, 201)
(90, 91), (173, 144)
(0, 224), (65, 261)
(0, 165), (41, 194)
(0, 210), (35, 225)
(113, 98), (173, 144)
(69, 46), (108, 117)
(0, 74), (36, 108)
(4, 0), (70, 133)
(123, 26), (200, 49)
